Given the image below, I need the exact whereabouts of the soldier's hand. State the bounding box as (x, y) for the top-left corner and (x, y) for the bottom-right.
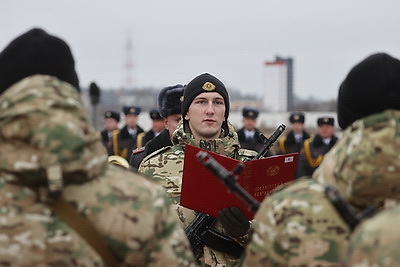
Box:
(218, 207), (250, 238)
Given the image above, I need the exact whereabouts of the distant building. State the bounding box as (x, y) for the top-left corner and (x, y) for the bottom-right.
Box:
(263, 56), (294, 112)
(230, 99), (263, 112)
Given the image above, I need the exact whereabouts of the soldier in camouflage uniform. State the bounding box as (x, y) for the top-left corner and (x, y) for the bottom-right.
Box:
(241, 52), (400, 266)
(140, 73), (257, 266)
(0, 28), (195, 266)
(344, 204), (400, 267)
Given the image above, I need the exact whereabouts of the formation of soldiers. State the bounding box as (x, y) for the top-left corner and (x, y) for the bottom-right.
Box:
(1, 27), (400, 266)
(104, 100), (338, 178)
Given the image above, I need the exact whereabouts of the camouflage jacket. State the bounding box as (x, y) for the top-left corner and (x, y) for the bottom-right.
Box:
(344, 204), (400, 266)
(0, 75), (195, 266)
(242, 110), (400, 266)
(139, 120), (256, 266)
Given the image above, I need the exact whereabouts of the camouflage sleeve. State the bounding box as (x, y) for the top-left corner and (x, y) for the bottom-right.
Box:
(63, 166), (195, 267)
(241, 179), (350, 266)
(0, 182), (104, 266)
(127, 185), (196, 267)
(241, 195), (288, 266)
(344, 205), (400, 267)
(138, 148), (184, 205)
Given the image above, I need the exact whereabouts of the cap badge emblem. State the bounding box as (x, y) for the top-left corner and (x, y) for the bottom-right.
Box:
(202, 82), (216, 91)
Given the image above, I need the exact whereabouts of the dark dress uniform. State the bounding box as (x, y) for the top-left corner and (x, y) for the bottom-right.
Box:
(142, 130), (156, 146)
(109, 125), (144, 161)
(237, 128), (265, 152)
(130, 129), (173, 169)
(101, 130), (111, 147)
(108, 106), (144, 161)
(237, 107), (268, 153)
(101, 110), (120, 148)
(296, 117), (338, 178)
(139, 109), (164, 147)
(129, 84), (185, 169)
(277, 112), (310, 155)
(277, 130), (310, 154)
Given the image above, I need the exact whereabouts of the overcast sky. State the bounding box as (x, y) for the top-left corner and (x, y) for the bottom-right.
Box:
(1, 0), (399, 100)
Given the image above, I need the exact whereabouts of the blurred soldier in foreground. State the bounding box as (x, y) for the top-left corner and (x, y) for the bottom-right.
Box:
(295, 116), (338, 178)
(109, 105), (144, 161)
(100, 110), (120, 147)
(140, 109), (165, 146)
(140, 73), (256, 266)
(277, 112), (310, 154)
(130, 84), (185, 169)
(237, 107), (265, 152)
(241, 52), (400, 266)
(344, 204), (400, 266)
(0, 28), (195, 266)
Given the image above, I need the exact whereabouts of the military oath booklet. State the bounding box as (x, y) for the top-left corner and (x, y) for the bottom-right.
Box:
(180, 144), (298, 220)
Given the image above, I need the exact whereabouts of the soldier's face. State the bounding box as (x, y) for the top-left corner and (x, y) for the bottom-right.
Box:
(319, 124), (334, 139)
(105, 118), (118, 132)
(125, 114), (138, 129)
(291, 122), (304, 134)
(165, 114), (181, 137)
(184, 92), (226, 140)
(152, 119), (165, 133)
(243, 117), (256, 131)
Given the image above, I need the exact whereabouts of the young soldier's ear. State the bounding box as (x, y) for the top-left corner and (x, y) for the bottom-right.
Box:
(185, 114), (189, 121)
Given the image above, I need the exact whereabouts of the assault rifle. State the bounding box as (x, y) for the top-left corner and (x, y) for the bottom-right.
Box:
(254, 124), (286, 160)
(184, 212), (244, 257)
(196, 151), (260, 213)
(325, 185), (379, 231)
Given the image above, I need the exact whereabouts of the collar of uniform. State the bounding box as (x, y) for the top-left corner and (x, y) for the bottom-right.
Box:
(172, 119), (240, 158)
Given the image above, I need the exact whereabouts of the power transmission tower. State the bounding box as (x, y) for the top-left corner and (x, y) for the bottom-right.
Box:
(123, 32), (134, 89)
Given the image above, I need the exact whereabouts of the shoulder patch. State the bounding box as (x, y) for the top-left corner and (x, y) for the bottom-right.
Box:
(132, 147), (145, 155)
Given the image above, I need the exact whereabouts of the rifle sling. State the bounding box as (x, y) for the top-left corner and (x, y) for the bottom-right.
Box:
(50, 196), (119, 266)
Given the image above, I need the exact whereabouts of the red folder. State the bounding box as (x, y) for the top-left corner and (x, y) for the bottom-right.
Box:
(180, 144), (298, 220)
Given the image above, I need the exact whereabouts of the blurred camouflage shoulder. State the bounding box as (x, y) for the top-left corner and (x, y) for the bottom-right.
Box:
(242, 178), (350, 266)
(64, 164), (196, 266)
(345, 204), (400, 267)
(0, 177), (104, 265)
(0, 165), (196, 266)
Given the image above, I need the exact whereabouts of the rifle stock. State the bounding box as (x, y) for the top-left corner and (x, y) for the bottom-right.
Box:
(184, 212), (244, 257)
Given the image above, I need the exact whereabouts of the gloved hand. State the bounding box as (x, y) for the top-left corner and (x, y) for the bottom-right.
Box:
(218, 207), (250, 238)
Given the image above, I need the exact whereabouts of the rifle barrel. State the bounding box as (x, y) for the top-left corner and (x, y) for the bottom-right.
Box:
(254, 124), (286, 159)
